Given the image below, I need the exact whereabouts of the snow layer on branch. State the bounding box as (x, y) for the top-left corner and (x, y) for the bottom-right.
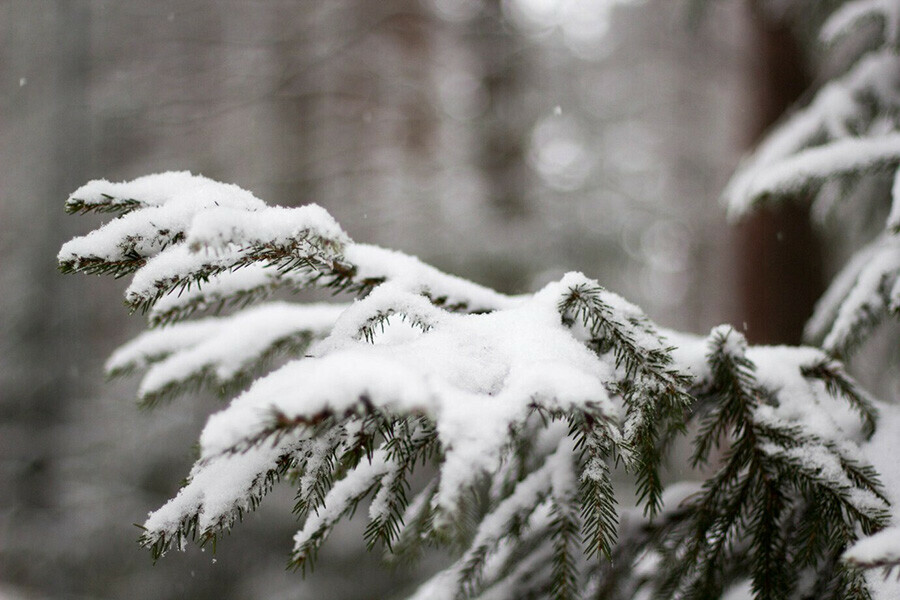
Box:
(809, 235), (900, 353)
(662, 329), (710, 379)
(65, 171), (192, 211)
(145, 264), (307, 325)
(724, 50), (900, 217)
(59, 172), (267, 267)
(846, 405), (900, 600)
(186, 204), (349, 251)
(749, 345), (865, 441)
(822, 0), (900, 44)
(668, 328), (867, 443)
(805, 238), (886, 344)
(315, 283), (448, 349)
(144, 431), (303, 538)
(292, 449), (391, 553)
(759, 441), (885, 515)
(889, 169), (900, 231)
(345, 244), (518, 312)
(106, 319), (222, 375)
(109, 302), (345, 400)
(726, 134), (900, 212)
(125, 206), (348, 306)
(124, 245), (245, 305)
(407, 432), (571, 600)
(197, 274), (616, 513)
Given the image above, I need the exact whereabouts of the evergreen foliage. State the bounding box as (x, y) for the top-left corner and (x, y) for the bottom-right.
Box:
(722, 0), (900, 578)
(57, 2), (900, 598)
(60, 177), (889, 599)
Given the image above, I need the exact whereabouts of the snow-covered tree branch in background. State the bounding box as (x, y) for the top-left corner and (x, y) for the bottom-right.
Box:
(723, 1), (900, 581)
(60, 171), (890, 600)
(724, 0), (900, 359)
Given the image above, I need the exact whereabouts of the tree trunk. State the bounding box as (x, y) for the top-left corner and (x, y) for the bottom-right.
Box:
(734, 2), (824, 345)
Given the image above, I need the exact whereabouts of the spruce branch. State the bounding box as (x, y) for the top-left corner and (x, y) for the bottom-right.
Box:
(800, 359), (878, 437)
(558, 282), (692, 517)
(65, 193), (144, 215)
(656, 327), (889, 600)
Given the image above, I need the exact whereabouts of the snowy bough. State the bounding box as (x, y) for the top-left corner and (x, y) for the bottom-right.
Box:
(60, 169), (893, 599)
(56, 5), (900, 598)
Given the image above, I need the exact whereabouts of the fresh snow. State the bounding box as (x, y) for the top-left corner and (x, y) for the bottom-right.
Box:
(143, 431), (305, 537)
(67, 171), (265, 212)
(822, 235), (900, 352)
(132, 302), (345, 401)
(60, 167), (900, 596)
(292, 450), (391, 555)
(185, 204), (349, 251)
(727, 134), (900, 212)
(197, 274), (617, 513)
(145, 264), (305, 325)
(345, 243), (519, 312)
(821, 0), (900, 44)
(59, 172), (268, 267)
(848, 404), (900, 571)
(725, 50), (900, 217)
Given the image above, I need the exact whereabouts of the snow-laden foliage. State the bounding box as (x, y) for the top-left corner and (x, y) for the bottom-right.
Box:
(60, 172), (891, 600)
(724, 5), (900, 359)
(724, 2), (900, 578)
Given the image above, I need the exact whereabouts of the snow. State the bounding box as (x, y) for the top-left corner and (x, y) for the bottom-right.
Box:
(145, 264), (304, 325)
(889, 168), (900, 231)
(410, 433), (571, 600)
(185, 204), (349, 251)
(315, 283), (447, 350)
(292, 450), (391, 554)
(725, 50), (900, 217)
(106, 318), (221, 375)
(59, 205), (192, 266)
(124, 245), (241, 305)
(345, 243), (519, 312)
(805, 239), (884, 344)
(144, 430), (304, 539)
(68, 171), (210, 210)
(123, 207), (348, 307)
(847, 404), (900, 568)
(662, 329), (710, 380)
(822, 235), (900, 352)
(60, 172), (267, 266)
(748, 345), (864, 442)
(727, 134), (900, 211)
(133, 302), (345, 400)
(61, 169), (900, 594)
(710, 325), (746, 358)
(297, 429), (341, 505)
(759, 441), (886, 515)
(196, 274), (617, 514)
(821, 0), (900, 44)
(368, 463), (400, 524)
(61, 173), (350, 321)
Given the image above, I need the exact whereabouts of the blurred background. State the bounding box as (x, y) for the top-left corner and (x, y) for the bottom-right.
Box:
(0, 0), (872, 598)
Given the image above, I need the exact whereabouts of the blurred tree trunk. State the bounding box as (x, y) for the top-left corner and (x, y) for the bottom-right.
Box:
(474, 1), (531, 220)
(734, 1), (824, 344)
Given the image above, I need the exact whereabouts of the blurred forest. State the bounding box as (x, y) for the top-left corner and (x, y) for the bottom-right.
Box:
(1, 0), (872, 598)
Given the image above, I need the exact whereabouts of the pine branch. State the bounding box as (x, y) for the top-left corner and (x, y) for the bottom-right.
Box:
(105, 302), (342, 407)
(365, 418), (438, 551)
(558, 281), (692, 516)
(291, 449), (392, 574)
(548, 450), (581, 600)
(800, 359), (878, 437)
(655, 327), (889, 600)
(65, 193), (144, 215)
(139, 432), (307, 561)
